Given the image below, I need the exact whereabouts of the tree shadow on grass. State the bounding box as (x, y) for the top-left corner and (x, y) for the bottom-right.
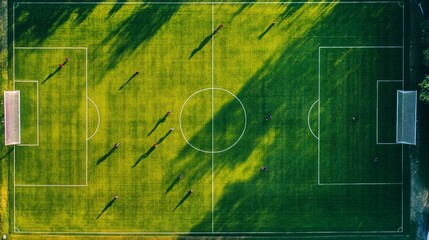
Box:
(100, 4), (181, 70)
(0, 148), (13, 161)
(172, 2), (407, 233)
(106, 0), (125, 19)
(14, 4), (98, 45)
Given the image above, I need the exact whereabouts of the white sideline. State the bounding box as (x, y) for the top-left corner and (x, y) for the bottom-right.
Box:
(14, 1), (402, 5)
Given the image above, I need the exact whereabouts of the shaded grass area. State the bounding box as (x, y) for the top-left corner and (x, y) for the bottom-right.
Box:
(10, 0), (407, 238)
(319, 48), (403, 184)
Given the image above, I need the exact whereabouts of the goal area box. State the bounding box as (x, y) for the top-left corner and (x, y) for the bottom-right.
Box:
(396, 90), (417, 145)
(4, 91), (21, 145)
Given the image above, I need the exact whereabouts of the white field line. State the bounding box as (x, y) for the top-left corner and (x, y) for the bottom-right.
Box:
(13, 48), (88, 187)
(14, 230), (404, 235)
(15, 80), (39, 146)
(12, 4), (15, 90)
(318, 47), (404, 186)
(85, 48), (88, 186)
(319, 182), (403, 186)
(319, 46), (403, 49)
(376, 80), (403, 145)
(86, 98), (100, 140)
(211, 3), (215, 233)
(14, 47), (87, 49)
(179, 88), (247, 154)
(14, 1), (403, 5)
(307, 99), (319, 140)
(15, 184), (87, 187)
(12, 1), (405, 234)
(317, 47), (321, 185)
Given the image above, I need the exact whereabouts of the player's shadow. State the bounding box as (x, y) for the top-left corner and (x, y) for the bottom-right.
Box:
(172, 191), (192, 212)
(42, 60), (69, 84)
(258, 23), (275, 40)
(96, 147), (117, 165)
(188, 33), (214, 59)
(119, 72), (139, 90)
(165, 176), (181, 194)
(157, 129), (173, 144)
(147, 113), (169, 136)
(96, 197), (118, 219)
(132, 145), (156, 168)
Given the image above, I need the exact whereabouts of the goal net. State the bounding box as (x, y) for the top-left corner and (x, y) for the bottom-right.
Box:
(4, 91), (21, 145)
(396, 90), (417, 145)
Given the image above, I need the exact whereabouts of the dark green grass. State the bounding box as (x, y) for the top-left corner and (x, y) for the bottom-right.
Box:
(11, 0), (406, 236)
(378, 81), (403, 143)
(319, 48), (403, 184)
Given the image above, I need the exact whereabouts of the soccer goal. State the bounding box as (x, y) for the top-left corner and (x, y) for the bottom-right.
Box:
(396, 90), (417, 145)
(4, 91), (21, 145)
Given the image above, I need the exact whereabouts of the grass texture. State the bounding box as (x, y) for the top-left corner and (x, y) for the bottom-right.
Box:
(9, 0), (406, 237)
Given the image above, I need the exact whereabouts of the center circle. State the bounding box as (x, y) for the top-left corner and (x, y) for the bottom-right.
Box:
(179, 88), (247, 153)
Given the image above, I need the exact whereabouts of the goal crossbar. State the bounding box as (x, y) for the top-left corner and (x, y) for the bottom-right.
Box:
(4, 91), (21, 145)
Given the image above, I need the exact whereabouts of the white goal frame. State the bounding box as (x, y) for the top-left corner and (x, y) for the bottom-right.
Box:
(396, 90), (417, 145)
(4, 91), (21, 145)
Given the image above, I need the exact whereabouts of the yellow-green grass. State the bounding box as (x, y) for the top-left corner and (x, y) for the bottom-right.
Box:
(9, 0), (406, 238)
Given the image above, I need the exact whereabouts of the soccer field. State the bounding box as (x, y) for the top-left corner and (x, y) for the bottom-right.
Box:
(10, 0), (407, 237)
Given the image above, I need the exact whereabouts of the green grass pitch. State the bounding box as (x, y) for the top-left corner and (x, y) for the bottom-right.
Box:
(10, 0), (406, 237)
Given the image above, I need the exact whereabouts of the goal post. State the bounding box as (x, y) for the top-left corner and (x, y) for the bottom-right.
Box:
(4, 91), (21, 145)
(396, 90), (417, 145)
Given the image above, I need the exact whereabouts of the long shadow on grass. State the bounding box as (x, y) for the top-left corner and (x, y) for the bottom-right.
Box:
(189, 33), (213, 59)
(172, 190), (193, 212)
(100, 4), (181, 70)
(119, 72), (139, 90)
(165, 175), (182, 194)
(106, 0), (125, 19)
(147, 112), (170, 136)
(96, 147), (117, 165)
(169, 2), (405, 232)
(157, 128), (174, 144)
(132, 145), (157, 168)
(14, 4), (98, 45)
(42, 60), (69, 84)
(96, 196), (118, 220)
